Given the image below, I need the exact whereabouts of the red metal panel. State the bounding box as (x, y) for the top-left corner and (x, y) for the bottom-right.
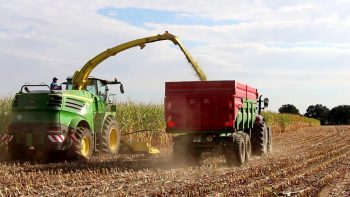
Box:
(235, 82), (246, 98)
(165, 80), (258, 132)
(246, 85), (258, 99)
(165, 81), (236, 97)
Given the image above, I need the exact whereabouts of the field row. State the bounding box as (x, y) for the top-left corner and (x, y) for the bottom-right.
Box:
(0, 126), (349, 196)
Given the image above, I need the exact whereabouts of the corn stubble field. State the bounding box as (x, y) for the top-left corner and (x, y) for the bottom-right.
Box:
(0, 98), (350, 196)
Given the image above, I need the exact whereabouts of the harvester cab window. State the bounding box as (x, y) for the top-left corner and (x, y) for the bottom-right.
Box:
(86, 80), (98, 96)
(97, 80), (108, 101)
(65, 78), (106, 100)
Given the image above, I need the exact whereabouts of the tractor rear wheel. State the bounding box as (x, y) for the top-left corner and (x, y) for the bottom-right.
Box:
(100, 117), (121, 154)
(224, 134), (245, 167)
(69, 127), (93, 160)
(251, 122), (268, 156)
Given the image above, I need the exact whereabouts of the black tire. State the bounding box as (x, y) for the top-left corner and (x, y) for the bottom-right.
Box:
(238, 132), (252, 162)
(251, 122), (268, 156)
(173, 135), (201, 166)
(224, 134), (245, 167)
(100, 117), (121, 154)
(267, 126), (272, 153)
(69, 127), (93, 160)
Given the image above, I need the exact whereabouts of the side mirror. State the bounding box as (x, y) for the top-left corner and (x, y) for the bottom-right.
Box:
(263, 98), (269, 108)
(120, 84), (125, 94)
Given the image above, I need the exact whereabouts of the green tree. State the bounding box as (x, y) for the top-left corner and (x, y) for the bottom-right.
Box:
(328, 105), (350, 125)
(278, 104), (300, 114)
(304, 104), (329, 125)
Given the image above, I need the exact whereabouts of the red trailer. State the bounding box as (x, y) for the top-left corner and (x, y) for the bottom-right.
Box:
(165, 81), (271, 166)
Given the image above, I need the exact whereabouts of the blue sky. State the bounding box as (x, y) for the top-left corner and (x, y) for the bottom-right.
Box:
(1, 1), (350, 113)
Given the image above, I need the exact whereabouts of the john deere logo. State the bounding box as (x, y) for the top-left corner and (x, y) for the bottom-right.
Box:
(17, 114), (22, 120)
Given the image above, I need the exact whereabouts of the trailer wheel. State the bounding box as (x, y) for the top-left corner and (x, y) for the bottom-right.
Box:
(238, 132), (252, 161)
(251, 122), (267, 156)
(173, 136), (200, 166)
(267, 127), (272, 153)
(69, 127), (93, 160)
(100, 117), (121, 154)
(225, 134), (245, 167)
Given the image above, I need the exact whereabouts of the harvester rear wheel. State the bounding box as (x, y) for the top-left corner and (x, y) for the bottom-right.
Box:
(100, 117), (121, 154)
(224, 134), (245, 167)
(173, 135), (201, 166)
(69, 127), (93, 160)
(251, 122), (267, 156)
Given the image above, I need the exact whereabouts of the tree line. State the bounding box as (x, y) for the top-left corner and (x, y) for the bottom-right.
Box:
(278, 104), (350, 125)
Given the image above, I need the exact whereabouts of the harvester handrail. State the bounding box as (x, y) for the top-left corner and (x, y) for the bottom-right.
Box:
(72, 31), (207, 90)
(19, 84), (53, 93)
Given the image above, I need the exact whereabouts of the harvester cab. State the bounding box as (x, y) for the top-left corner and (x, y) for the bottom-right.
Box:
(65, 77), (124, 103)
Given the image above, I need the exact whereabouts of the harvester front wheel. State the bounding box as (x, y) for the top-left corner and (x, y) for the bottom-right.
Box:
(225, 134), (246, 167)
(251, 122), (268, 156)
(100, 117), (121, 154)
(70, 127), (93, 160)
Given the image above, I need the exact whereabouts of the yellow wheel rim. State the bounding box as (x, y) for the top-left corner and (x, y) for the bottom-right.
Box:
(81, 136), (90, 157)
(109, 128), (118, 151)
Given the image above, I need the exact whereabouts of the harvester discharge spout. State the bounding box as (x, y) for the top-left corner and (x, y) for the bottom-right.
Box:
(72, 31), (207, 90)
